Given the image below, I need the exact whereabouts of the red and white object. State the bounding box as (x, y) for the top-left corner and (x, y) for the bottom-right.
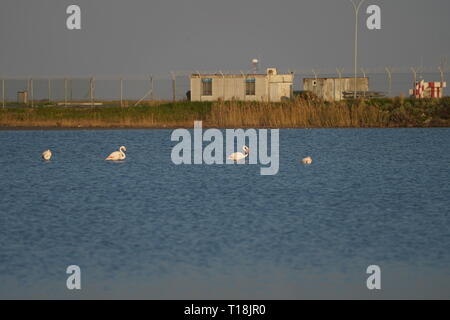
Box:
(410, 80), (447, 98)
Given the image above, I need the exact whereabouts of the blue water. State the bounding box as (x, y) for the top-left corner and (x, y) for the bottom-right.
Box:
(0, 128), (449, 299)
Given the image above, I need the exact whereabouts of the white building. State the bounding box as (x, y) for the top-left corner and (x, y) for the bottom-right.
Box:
(190, 68), (294, 102)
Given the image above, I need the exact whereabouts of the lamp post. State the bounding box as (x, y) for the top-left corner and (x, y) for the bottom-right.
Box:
(349, 0), (366, 99)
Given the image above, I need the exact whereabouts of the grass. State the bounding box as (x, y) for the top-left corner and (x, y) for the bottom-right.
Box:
(0, 97), (449, 128)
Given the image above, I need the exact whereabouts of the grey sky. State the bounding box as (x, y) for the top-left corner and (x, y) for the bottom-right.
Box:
(0, 0), (449, 77)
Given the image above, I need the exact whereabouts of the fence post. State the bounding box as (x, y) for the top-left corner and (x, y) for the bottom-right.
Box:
(150, 75), (154, 102)
(312, 69), (318, 98)
(240, 71), (245, 101)
(171, 72), (176, 102)
(30, 78), (34, 107)
(64, 78), (68, 107)
(2, 78), (5, 108)
(336, 68), (344, 101)
(27, 78), (30, 106)
(385, 67), (392, 97)
(48, 78), (52, 103)
(69, 79), (72, 102)
(120, 77), (123, 107)
(361, 68), (368, 98)
(438, 66), (445, 97)
(90, 77), (95, 107)
(410, 67), (419, 96)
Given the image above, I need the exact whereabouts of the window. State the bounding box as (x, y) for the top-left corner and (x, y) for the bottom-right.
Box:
(246, 78), (256, 96)
(202, 78), (213, 96)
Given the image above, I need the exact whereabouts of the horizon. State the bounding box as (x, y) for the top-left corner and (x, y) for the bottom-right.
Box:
(0, 0), (449, 77)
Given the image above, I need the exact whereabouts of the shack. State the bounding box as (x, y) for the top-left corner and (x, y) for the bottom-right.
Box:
(303, 77), (369, 101)
(190, 68), (294, 102)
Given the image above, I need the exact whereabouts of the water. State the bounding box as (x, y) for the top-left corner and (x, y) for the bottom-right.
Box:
(0, 128), (449, 299)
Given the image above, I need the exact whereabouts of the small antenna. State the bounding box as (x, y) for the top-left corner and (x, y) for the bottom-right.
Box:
(251, 58), (259, 74)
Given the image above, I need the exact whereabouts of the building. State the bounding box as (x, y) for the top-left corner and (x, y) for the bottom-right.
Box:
(303, 77), (369, 101)
(190, 68), (294, 102)
(409, 80), (446, 99)
(17, 91), (28, 104)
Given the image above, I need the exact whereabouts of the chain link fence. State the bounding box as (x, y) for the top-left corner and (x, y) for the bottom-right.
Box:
(1, 67), (448, 107)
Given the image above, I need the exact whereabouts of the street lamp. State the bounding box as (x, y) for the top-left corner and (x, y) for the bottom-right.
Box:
(349, 0), (366, 99)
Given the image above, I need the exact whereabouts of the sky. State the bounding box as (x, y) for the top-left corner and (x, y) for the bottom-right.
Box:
(0, 0), (449, 77)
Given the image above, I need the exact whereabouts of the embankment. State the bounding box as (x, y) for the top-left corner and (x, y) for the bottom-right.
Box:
(0, 97), (449, 129)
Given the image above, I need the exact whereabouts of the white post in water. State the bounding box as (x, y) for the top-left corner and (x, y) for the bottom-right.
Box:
(349, 0), (366, 99)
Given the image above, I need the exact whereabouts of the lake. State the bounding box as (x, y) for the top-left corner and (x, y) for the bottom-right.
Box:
(0, 128), (449, 299)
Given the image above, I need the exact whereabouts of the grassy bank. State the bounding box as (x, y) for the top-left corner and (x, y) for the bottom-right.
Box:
(0, 97), (449, 129)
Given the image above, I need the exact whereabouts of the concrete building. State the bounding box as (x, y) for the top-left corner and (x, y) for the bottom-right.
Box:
(190, 68), (294, 102)
(303, 77), (369, 101)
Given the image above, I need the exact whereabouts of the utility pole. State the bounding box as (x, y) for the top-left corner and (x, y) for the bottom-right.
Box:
(349, 0), (366, 99)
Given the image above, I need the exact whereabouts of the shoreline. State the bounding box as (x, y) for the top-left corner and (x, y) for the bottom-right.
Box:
(1, 98), (449, 129)
(1, 125), (449, 131)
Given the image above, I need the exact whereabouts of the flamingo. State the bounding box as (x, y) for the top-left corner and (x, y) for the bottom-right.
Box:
(106, 146), (127, 161)
(42, 149), (52, 161)
(302, 157), (313, 165)
(229, 146), (249, 162)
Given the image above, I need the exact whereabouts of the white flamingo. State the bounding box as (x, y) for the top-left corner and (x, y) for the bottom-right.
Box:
(42, 149), (52, 161)
(229, 146), (250, 162)
(302, 157), (313, 165)
(106, 146), (127, 161)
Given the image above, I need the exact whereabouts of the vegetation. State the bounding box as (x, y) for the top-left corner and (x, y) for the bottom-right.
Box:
(0, 97), (449, 129)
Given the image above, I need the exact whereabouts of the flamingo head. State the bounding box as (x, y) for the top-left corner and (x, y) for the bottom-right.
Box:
(243, 146), (250, 154)
(120, 146), (127, 153)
